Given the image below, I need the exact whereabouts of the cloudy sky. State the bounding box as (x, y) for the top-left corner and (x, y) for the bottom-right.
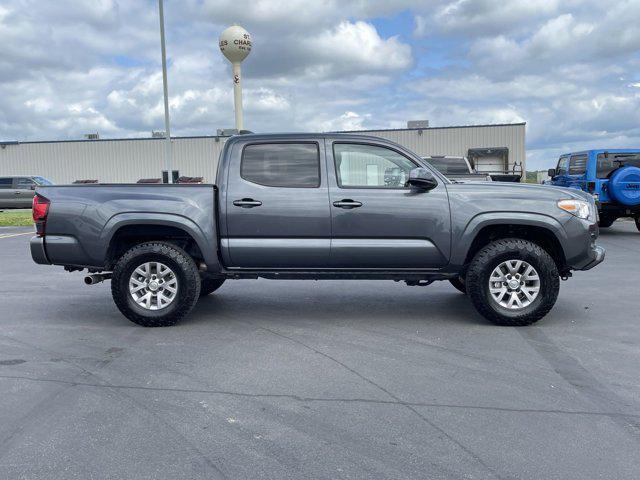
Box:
(1, 0), (639, 169)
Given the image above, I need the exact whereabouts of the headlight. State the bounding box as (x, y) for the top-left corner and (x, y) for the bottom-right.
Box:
(557, 199), (591, 219)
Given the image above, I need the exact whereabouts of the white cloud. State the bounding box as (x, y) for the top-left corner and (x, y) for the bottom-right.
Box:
(308, 21), (412, 73)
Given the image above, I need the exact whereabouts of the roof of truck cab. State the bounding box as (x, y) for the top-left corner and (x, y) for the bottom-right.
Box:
(224, 132), (400, 143)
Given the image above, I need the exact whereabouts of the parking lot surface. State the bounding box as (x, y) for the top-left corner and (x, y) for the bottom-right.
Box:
(1, 223), (639, 479)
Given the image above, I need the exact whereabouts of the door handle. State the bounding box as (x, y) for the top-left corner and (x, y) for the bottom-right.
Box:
(233, 198), (262, 208)
(333, 199), (362, 209)
(14, 191), (22, 195)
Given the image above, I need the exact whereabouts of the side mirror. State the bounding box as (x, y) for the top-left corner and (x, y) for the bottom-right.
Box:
(30, 185), (36, 191)
(547, 168), (556, 178)
(406, 168), (438, 191)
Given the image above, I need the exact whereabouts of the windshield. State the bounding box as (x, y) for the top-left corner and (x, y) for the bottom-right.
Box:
(425, 157), (470, 175)
(596, 153), (640, 178)
(33, 176), (54, 185)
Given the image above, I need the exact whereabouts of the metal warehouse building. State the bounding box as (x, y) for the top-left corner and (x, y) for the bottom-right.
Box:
(0, 123), (525, 184)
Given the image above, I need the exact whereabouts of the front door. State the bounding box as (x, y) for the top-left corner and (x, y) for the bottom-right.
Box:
(552, 156), (570, 186)
(224, 140), (331, 268)
(327, 141), (451, 268)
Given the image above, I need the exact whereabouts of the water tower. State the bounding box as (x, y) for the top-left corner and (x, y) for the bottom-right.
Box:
(219, 25), (252, 131)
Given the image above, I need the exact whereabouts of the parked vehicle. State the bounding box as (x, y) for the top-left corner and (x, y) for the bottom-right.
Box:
(30, 134), (604, 327)
(547, 149), (640, 231)
(423, 156), (492, 182)
(0, 176), (53, 209)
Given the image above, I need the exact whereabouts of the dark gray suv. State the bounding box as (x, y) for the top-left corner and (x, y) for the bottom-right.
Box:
(0, 176), (53, 209)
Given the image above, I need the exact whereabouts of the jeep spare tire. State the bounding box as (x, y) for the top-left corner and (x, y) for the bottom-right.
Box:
(608, 166), (640, 206)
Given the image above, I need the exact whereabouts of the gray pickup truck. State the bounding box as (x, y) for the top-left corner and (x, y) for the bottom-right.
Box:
(30, 133), (604, 327)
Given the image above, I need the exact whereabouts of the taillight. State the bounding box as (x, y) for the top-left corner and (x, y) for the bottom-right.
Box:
(32, 194), (50, 237)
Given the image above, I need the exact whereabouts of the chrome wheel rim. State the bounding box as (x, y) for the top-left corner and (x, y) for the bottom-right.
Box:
(489, 260), (540, 310)
(129, 262), (178, 310)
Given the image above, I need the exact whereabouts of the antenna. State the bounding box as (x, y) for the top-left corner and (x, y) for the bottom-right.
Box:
(219, 25), (252, 131)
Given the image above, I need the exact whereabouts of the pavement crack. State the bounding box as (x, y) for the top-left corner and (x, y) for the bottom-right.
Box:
(256, 325), (512, 480)
(520, 327), (640, 441)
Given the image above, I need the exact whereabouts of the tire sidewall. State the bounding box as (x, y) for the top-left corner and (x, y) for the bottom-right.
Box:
(118, 251), (187, 319)
(471, 242), (558, 321)
(112, 242), (201, 326)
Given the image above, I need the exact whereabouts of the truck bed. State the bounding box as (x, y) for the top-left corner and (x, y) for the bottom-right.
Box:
(31, 184), (221, 271)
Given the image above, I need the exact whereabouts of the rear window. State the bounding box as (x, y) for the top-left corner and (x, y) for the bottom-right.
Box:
(426, 157), (469, 175)
(0, 178), (12, 189)
(596, 153), (640, 179)
(241, 143), (320, 188)
(33, 176), (53, 185)
(568, 155), (587, 175)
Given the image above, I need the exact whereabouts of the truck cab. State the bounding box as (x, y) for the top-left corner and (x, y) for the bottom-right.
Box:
(547, 149), (640, 230)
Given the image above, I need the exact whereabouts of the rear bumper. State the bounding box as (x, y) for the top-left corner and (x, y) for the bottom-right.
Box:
(30, 236), (50, 264)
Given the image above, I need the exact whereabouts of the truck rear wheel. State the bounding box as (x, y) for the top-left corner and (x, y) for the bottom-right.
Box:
(200, 278), (225, 297)
(465, 238), (559, 326)
(111, 242), (201, 327)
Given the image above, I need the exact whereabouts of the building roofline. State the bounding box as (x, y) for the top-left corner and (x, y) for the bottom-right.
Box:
(333, 122), (526, 134)
(1, 122), (527, 146)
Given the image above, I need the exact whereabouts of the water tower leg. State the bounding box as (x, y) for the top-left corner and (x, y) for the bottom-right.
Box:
(232, 62), (243, 131)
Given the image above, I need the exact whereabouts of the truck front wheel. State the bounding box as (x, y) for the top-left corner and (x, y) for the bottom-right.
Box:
(465, 238), (559, 326)
(111, 242), (201, 327)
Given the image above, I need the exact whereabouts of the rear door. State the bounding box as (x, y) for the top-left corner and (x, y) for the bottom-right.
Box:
(223, 140), (331, 268)
(0, 178), (16, 208)
(13, 177), (37, 208)
(327, 140), (451, 268)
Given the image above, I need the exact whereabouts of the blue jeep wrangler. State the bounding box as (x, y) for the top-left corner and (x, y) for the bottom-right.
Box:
(547, 149), (640, 231)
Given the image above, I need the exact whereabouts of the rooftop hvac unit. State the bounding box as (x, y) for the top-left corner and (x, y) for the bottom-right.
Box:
(151, 131), (166, 138)
(84, 132), (99, 140)
(407, 120), (429, 129)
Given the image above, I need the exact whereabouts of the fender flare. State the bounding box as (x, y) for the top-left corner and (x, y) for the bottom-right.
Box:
(450, 212), (569, 266)
(99, 212), (221, 271)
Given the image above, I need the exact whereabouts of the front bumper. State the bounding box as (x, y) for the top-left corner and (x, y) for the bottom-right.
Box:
(578, 245), (606, 271)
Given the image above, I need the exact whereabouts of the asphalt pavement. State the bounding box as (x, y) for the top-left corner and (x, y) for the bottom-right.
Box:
(0, 222), (639, 479)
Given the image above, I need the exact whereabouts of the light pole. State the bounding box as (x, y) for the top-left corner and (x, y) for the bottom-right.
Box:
(219, 25), (252, 131)
(158, 0), (173, 183)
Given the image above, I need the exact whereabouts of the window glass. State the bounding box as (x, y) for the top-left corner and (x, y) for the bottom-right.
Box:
(0, 178), (12, 189)
(241, 143), (320, 188)
(596, 153), (640, 179)
(426, 157), (470, 175)
(16, 177), (35, 187)
(33, 177), (53, 185)
(568, 155), (587, 175)
(556, 157), (569, 176)
(334, 143), (417, 188)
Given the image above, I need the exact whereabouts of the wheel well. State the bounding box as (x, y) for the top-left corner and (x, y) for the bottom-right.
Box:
(106, 225), (204, 269)
(464, 224), (566, 270)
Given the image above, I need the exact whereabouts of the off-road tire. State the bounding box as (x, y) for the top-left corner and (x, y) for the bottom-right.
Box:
(598, 216), (615, 228)
(466, 238), (559, 326)
(111, 242), (201, 327)
(200, 278), (225, 297)
(449, 277), (467, 294)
